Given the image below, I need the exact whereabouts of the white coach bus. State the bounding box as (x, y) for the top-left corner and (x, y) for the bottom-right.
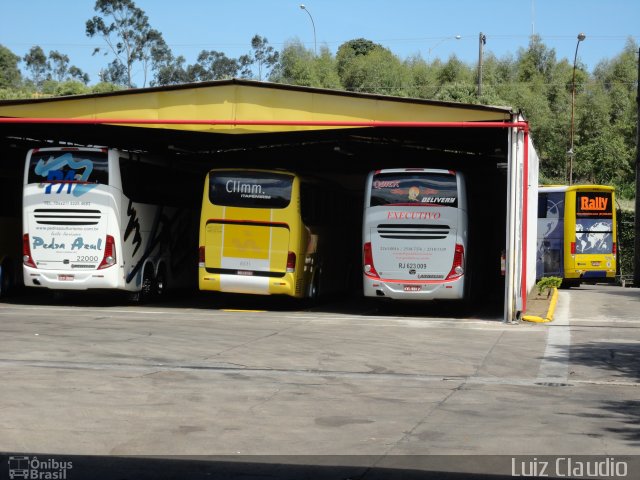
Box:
(22, 146), (197, 301)
(362, 168), (469, 301)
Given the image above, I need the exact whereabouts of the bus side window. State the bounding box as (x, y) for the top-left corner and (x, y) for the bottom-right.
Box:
(119, 158), (157, 204)
(118, 158), (136, 200)
(120, 157), (196, 207)
(302, 182), (333, 227)
(537, 193), (548, 219)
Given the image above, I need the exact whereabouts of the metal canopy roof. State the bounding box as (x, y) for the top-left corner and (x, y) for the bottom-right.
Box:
(0, 79), (519, 165)
(0, 79), (514, 134)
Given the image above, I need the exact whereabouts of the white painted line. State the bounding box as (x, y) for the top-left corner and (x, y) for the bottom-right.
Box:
(536, 290), (571, 384)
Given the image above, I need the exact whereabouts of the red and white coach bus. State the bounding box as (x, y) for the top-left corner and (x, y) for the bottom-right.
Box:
(362, 168), (469, 301)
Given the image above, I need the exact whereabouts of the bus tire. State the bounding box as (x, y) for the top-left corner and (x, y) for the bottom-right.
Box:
(560, 279), (580, 289)
(308, 268), (322, 303)
(52, 291), (66, 301)
(156, 265), (167, 297)
(0, 261), (11, 297)
(129, 265), (155, 303)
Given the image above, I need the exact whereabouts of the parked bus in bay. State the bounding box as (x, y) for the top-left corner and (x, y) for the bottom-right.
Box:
(199, 168), (354, 299)
(362, 168), (469, 300)
(536, 185), (617, 287)
(22, 146), (197, 301)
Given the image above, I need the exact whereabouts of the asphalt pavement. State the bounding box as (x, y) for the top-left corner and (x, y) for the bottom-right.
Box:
(0, 285), (638, 478)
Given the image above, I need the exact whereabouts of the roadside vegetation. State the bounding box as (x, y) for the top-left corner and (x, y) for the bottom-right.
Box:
(0, 0), (638, 202)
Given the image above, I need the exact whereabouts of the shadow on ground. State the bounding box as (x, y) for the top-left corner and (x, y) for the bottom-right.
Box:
(2, 288), (504, 321)
(0, 454), (533, 480)
(549, 339), (640, 446)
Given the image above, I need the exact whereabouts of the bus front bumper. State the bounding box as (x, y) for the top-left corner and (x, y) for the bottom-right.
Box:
(363, 275), (465, 300)
(23, 265), (123, 290)
(199, 271), (301, 297)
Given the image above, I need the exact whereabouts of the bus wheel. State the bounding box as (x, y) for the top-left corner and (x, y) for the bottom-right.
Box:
(156, 266), (166, 297)
(0, 263), (8, 298)
(0, 260), (16, 298)
(308, 268), (321, 303)
(130, 266), (155, 303)
(560, 279), (580, 289)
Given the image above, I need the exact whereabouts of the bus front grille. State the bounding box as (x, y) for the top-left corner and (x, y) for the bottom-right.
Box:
(376, 223), (450, 240)
(33, 208), (101, 226)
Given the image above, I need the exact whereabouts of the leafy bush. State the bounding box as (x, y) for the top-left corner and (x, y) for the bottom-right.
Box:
(536, 277), (562, 296)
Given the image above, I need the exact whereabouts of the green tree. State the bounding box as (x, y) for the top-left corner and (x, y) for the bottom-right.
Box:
(189, 50), (241, 81)
(335, 39), (408, 94)
(68, 66), (90, 85)
(23, 46), (49, 88)
(516, 34), (558, 83)
(574, 127), (632, 185)
(270, 41), (340, 89)
(335, 38), (382, 82)
(0, 44), (22, 89)
(313, 46), (341, 89)
(52, 80), (91, 97)
(48, 51), (90, 84)
(343, 47), (409, 95)
(86, 0), (168, 87)
(240, 35), (279, 81)
(151, 54), (190, 86)
(583, 38), (639, 194)
(49, 51), (70, 82)
(404, 55), (439, 99)
(493, 35), (572, 182)
(98, 59), (127, 85)
(91, 81), (124, 94)
(270, 40), (317, 86)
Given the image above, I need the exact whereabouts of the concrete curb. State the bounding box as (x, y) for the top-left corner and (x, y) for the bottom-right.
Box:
(522, 287), (558, 323)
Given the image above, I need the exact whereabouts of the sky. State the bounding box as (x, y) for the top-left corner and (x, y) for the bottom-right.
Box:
(1, 0), (639, 86)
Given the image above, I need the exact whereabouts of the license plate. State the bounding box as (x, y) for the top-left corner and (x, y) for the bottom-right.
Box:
(404, 285), (422, 292)
(591, 261), (601, 267)
(237, 270), (253, 276)
(58, 274), (74, 281)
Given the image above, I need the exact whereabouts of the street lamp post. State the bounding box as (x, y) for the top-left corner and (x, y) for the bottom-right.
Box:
(299, 4), (317, 55)
(568, 32), (586, 185)
(477, 32), (487, 96)
(427, 35), (461, 61)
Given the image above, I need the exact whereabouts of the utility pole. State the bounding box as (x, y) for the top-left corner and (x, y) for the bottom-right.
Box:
(477, 33), (486, 97)
(568, 33), (586, 185)
(634, 47), (640, 287)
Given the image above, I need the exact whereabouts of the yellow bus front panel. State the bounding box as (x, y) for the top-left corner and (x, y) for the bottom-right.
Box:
(563, 187), (617, 281)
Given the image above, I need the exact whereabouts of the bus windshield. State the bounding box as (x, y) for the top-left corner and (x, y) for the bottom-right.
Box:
(575, 191), (614, 254)
(209, 171), (293, 209)
(369, 172), (458, 207)
(27, 150), (109, 185)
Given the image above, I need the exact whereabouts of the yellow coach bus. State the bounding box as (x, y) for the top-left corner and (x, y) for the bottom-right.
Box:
(198, 168), (355, 299)
(537, 185), (617, 287)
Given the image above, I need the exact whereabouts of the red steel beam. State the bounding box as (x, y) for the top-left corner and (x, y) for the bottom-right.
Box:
(0, 117), (528, 130)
